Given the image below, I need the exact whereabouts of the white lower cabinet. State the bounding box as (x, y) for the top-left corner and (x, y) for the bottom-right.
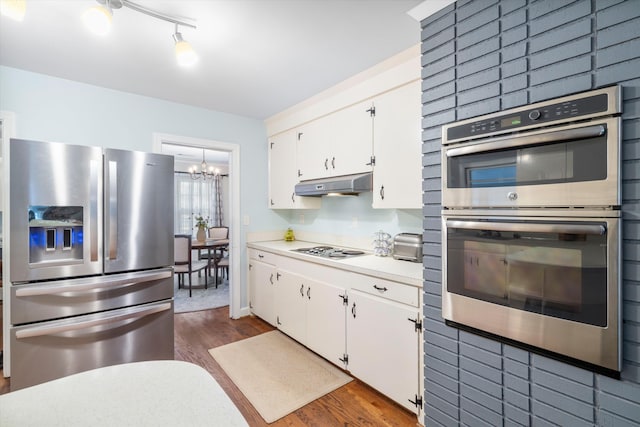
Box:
(305, 278), (347, 366)
(275, 269), (307, 343)
(276, 268), (347, 366)
(248, 253), (278, 327)
(346, 288), (421, 414)
(247, 248), (422, 418)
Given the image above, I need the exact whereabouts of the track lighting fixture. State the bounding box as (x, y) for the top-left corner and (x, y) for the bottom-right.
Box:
(83, 0), (198, 67)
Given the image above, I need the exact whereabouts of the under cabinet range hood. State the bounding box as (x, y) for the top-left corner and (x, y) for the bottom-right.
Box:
(295, 172), (373, 196)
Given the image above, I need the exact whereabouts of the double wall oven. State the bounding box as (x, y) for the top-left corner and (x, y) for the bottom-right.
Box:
(441, 86), (622, 375)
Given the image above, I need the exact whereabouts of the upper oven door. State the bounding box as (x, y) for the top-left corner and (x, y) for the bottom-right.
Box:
(441, 116), (620, 209)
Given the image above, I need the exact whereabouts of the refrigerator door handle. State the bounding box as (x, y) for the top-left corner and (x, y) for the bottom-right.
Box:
(15, 270), (173, 297)
(107, 160), (118, 260)
(90, 159), (100, 262)
(15, 302), (172, 339)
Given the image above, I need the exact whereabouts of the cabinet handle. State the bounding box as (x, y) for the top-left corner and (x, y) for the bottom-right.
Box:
(277, 316), (281, 325)
(373, 285), (388, 292)
(331, 157), (335, 169)
(291, 192), (295, 203)
(351, 302), (356, 318)
(379, 185), (385, 200)
(270, 199), (274, 206)
(307, 287), (311, 300)
(300, 284), (304, 297)
(258, 254), (264, 259)
(269, 273), (274, 285)
(324, 158), (329, 170)
(297, 169), (302, 177)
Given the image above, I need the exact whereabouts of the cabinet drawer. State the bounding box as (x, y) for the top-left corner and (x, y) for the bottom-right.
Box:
(248, 249), (277, 265)
(349, 274), (419, 307)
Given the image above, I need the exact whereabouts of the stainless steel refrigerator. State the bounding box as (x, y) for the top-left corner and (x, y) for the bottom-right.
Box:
(9, 138), (175, 390)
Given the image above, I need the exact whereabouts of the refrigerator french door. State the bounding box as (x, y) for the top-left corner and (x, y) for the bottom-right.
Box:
(9, 138), (175, 390)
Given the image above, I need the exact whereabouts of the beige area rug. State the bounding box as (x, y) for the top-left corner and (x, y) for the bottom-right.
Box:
(208, 330), (353, 423)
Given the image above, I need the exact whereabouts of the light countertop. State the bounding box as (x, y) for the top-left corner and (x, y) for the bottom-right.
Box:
(247, 240), (423, 288)
(0, 361), (249, 427)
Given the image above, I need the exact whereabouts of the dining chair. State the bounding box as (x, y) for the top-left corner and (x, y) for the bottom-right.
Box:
(197, 226), (229, 284)
(174, 234), (209, 297)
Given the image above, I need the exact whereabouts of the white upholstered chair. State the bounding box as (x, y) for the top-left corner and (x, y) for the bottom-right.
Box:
(174, 234), (209, 297)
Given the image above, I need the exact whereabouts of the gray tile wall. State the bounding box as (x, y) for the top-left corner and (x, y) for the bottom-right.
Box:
(420, 0), (640, 425)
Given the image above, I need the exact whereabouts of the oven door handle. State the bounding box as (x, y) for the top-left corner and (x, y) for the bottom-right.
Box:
(14, 302), (172, 339)
(14, 270), (172, 297)
(445, 124), (606, 157)
(446, 220), (606, 235)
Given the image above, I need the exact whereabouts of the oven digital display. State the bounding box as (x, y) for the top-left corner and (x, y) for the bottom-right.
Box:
(501, 115), (522, 127)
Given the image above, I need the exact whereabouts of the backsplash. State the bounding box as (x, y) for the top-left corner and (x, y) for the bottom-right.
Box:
(281, 192), (422, 242)
(421, 1), (640, 426)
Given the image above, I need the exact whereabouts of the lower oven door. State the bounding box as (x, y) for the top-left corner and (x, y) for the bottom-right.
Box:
(10, 300), (174, 390)
(442, 212), (621, 373)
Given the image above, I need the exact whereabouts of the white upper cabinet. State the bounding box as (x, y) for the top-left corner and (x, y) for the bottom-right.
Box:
(297, 100), (374, 180)
(268, 129), (321, 209)
(371, 80), (422, 209)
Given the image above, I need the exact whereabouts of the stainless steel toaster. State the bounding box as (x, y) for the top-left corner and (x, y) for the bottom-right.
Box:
(392, 233), (422, 262)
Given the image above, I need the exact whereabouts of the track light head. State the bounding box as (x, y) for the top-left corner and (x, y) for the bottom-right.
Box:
(83, 0), (119, 36)
(173, 29), (198, 67)
(0, 0), (27, 22)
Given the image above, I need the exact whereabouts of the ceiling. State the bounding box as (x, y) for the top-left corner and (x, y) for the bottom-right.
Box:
(0, 0), (423, 120)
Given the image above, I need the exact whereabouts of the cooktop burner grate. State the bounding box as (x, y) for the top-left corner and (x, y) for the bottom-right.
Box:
(291, 246), (366, 258)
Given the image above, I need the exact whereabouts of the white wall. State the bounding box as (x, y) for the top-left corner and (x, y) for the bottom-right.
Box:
(0, 65), (289, 310)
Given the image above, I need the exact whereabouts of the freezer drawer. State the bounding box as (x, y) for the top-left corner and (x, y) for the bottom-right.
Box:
(10, 300), (174, 390)
(11, 268), (173, 325)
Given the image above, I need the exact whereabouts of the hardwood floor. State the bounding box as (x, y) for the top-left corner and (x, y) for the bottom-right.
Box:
(0, 305), (419, 426)
(175, 307), (419, 426)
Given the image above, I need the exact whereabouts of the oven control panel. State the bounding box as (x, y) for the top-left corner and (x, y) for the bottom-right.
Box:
(445, 86), (619, 143)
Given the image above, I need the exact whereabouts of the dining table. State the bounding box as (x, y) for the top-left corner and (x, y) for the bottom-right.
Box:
(191, 238), (229, 284)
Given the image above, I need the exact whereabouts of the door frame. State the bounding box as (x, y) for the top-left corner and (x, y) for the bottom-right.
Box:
(1, 110), (16, 376)
(152, 133), (241, 319)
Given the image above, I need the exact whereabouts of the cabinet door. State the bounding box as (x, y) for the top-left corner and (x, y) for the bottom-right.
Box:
(297, 102), (373, 180)
(297, 119), (329, 180)
(347, 289), (420, 413)
(249, 259), (277, 326)
(306, 279), (347, 367)
(269, 131), (321, 210)
(330, 100), (374, 177)
(275, 269), (307, 343)
(372, 80), (422, 209)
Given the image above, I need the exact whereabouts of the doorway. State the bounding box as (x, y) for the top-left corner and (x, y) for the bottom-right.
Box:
(153, 133), (241, 319)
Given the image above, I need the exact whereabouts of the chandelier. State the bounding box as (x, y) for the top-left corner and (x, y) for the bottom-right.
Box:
(189, 149), (218, 180)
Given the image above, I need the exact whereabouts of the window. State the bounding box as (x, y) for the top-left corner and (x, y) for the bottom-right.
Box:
(174, 173), (223, 235)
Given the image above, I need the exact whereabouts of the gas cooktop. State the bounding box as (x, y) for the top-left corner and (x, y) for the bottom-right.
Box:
(291, 246), (366, 259)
